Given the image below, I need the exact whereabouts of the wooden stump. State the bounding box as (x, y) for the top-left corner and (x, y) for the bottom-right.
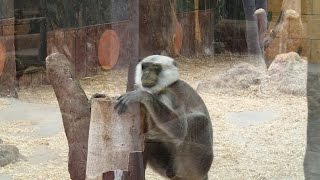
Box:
(46, 53), (91, 180)
(86, 97), (144, 180)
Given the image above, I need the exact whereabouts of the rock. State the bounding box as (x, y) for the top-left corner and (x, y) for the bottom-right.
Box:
(267, 52), (307, 96)
(0, 145), (21, 167)
(197, 52), (306, 96)
(0, 138), (3, 144)
(197, 63), (267, 93)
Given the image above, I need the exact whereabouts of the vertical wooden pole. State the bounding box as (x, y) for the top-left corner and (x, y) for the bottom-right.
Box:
(86, 97), (144, 180)
(0, 0), (16, 97)
(86, 26), (98, 77)
(0, 17), (16, 97)
(55, 29), (65, 56)
(39, 17), (47, 63)
(65, 29), (76, 71)
(46, 31), (56, 55)
(127, 0), (139, 91)
(254, 8), (268, 66)
(75, 28), (87, 78)
(194, 0), (202, 55)
(242, 0), (262, 55)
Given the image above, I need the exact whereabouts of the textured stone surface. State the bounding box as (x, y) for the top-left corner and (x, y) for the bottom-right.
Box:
(0, 145), (20, 167)
(268, 52), (307, 96)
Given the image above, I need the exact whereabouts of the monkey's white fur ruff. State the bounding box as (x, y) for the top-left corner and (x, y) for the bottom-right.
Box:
(135, 55), (179, 93)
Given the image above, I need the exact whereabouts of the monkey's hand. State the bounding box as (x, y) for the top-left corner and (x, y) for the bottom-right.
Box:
(114, 90), (152, 114)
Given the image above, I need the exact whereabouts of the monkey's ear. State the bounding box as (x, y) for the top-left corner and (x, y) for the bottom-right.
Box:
(160, 50), (168, 56)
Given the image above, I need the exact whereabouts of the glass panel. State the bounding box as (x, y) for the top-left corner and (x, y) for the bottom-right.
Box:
(0, 0), (317, 179)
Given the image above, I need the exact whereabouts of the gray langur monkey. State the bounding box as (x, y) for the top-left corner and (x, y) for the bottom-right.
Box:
(115, 55), (213, 180)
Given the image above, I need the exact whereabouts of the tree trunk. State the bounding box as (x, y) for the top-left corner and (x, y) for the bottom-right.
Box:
(46, 53), (90, 180)
(0, 0), (16, 97)
(126, 0), (140, 91)
(242, 0), (267, 56)
(139, 0), (178, 57)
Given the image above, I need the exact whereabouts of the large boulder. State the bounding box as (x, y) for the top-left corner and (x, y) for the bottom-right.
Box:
(0, 145), (21, 167)
(197, 63), (267, 93)
(267, 52), (307, 96)
(197, 52), (306, 96)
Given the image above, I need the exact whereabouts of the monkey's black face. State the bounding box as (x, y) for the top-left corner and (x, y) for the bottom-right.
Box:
(141, 62), (162, 88)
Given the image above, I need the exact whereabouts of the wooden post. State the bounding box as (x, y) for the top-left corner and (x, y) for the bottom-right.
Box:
(254, 9), (267, 51)
(0, 0), (16, 97)
(39, 17), (47, 63)
(86, 97), (144, 180)
(194, 0), (202, 55)
(242, 0), (262, 55)
(126, 0), (139, 91)
(75, 28), (87, 78)
(86, 26), (98, 77)
(46, 53), (91, 180)
(0, 18), (16, 97)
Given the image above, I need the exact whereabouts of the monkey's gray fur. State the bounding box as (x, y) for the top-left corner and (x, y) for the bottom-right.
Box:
(115, 55), (213, 180)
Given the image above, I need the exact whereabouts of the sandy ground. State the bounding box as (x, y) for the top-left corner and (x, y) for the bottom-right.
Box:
(0, 55), (307, 180)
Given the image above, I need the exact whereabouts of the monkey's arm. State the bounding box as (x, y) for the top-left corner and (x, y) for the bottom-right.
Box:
(115, 90), (187, 140)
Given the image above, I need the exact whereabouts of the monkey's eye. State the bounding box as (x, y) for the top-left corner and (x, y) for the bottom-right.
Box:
(142, 63), (152, 70)
(154, 65), (162, 73)
(141, 63), (147, 70)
